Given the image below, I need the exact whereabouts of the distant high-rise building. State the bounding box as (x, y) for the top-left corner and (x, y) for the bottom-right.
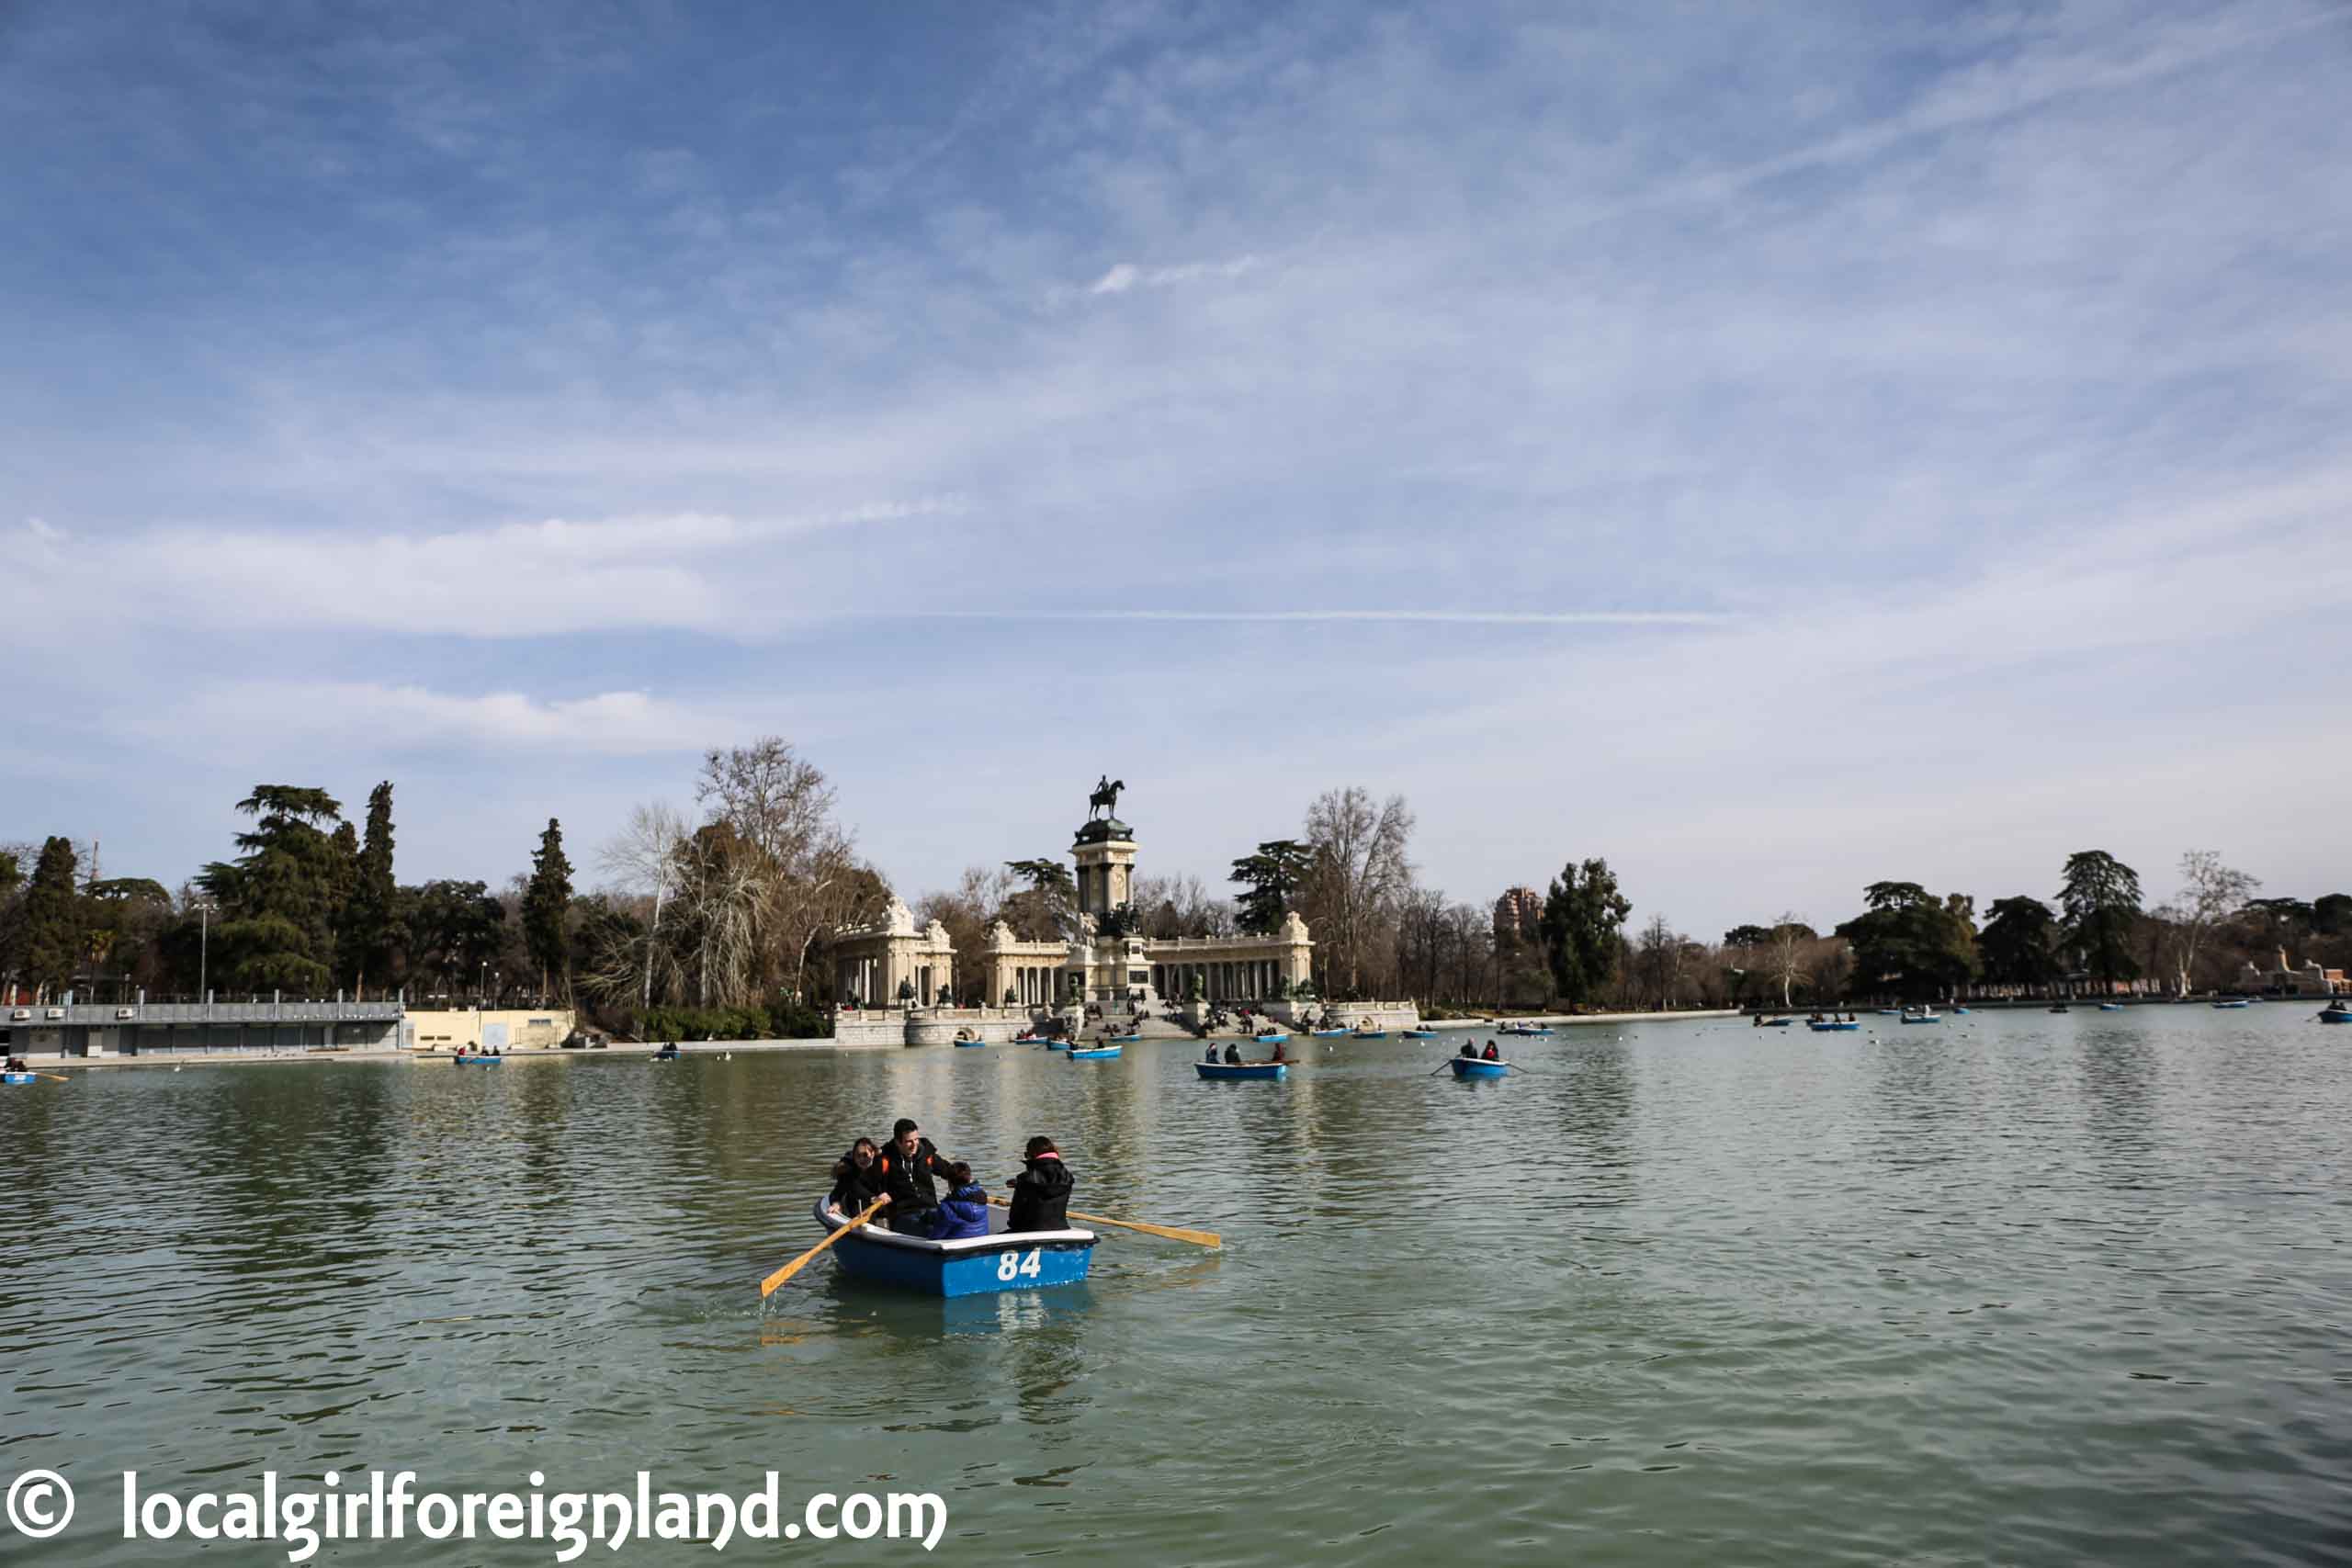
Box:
(1494, 886), (1542, 942)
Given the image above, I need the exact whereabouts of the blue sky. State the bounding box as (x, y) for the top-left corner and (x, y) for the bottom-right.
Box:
(4, 0), (2346, 937)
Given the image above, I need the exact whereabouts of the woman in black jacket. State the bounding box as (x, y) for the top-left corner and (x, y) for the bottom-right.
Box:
(1005, 1136), (1073, 1232)
(827, 1137), (888, 1219)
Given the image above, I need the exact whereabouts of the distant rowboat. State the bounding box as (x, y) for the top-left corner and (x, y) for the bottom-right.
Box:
(1401, 1029), (1438, 1039)
(1311, 1029), (1351, 1038)
(1066, 1044), (1124, 1060)
(954, 1038), (989, 1048)
(1253, 1032), (1289, 1044)
(1808, 1021), (1860, 1032)
(1351, 1030), (1386, 1040)
(1197, 1060), (1286, 1081)
(455, 1055), (505, 1066)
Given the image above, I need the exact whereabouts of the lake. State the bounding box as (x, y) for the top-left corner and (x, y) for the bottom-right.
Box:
(3, 1005), (2347, 1565)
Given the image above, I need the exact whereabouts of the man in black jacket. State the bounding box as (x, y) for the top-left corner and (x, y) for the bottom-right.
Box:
(1005, 1136), (1073, 1232)
(875, 1118), (956, 1235)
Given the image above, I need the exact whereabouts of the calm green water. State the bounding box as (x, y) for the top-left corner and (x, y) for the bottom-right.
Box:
(4, 1008), (2349, 1565)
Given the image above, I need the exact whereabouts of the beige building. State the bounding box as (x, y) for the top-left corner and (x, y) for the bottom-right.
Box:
(839, 784), (1313, 1015)
(2236, 948), (2347, 997)
(831, 900), (957, 1008)
(402, 1008), (575, 1052)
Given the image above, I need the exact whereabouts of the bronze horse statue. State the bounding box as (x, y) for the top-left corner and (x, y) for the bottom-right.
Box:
(1089, 776), (1125, 819)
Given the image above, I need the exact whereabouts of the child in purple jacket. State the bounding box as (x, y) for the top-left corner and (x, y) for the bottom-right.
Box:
(926, 1163), (991, 1241)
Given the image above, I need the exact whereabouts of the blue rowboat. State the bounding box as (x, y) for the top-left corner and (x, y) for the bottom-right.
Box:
(1043, 1038), (1071, 1051)
(1311, 1028), (1350, 1037)
(455, 1055), (505, 1066)
(3, 1072), (36, 1086)
(1351, 1030), (1387, 1040)
(1197, 1060), (1286, 1081)
(1105, 1032), (1141, 1043)
(1401, 1029), (1438, 1039)
(1449, 1057), (1508, 1078)
(2320, 1010), (2352, 1024)
(2212, 999), (2251, 1010)
(954, 1038), (989, 1048)
(1066, 1044), (1124, 1060)
(1759, 1019), (1794, 1027)
(1899, 1013), (1940, 1024)
(1877, 1009), (1902, 1016)
(1953, 1007), (1972, 1015)
(1253, 1032), (1289, 1044)
(810, 1200), (1095, 1298)
(2098, 1003), (2123, 1011)
(1808, 1021), (1860, 1032)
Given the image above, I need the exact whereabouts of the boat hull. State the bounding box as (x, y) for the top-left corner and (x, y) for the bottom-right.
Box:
(953, 1040), (989, 1047)
(1808, 1021), (1860, 1032)
(455, 1056), (505, 1066)
(811, 1201), (1095, 1297)
(1351, 1032), (1386, 1040)
(2319, 1012), (2352, 1024)
(1759, 1019), (1794, 1027)
(1401, 1030), (1437, 1039)
(3, 1073), (35, 1086)
(1252, 1033), (1288, 1045)
(1449, 1058), (1508, 1077)
(1066, 1046), (1123, 1060)
(1311, 1029), (1350, 1038)
(1899, 1016), (1941, 1025)
(1197, 1061), (1286, 1081)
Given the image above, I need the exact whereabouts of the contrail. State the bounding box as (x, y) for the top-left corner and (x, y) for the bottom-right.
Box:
(910, 608), (1722, 626)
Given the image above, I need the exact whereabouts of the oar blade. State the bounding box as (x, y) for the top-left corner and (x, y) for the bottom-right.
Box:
(759, 1196), (888, 1299)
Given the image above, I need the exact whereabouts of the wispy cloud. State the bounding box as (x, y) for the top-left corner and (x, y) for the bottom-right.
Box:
(913, 608), (1723, 626)
(1089, 255), (1262, 295)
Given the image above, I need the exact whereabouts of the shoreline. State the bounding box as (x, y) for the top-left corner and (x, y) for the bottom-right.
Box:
(6, 1010), (1743, 1069)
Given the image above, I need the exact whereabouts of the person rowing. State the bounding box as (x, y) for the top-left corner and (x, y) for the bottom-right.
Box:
(1005, 1136), (1073, 1232)
(825, 1136), (888, 1221)
(1459, 1043), (1476, 1058)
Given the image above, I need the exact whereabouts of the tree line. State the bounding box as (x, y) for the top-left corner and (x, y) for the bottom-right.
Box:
(0, 784), (577, 1009)
(11, 750), (2342, 1030)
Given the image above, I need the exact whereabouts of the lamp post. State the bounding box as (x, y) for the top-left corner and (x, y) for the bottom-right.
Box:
(198, 902), (209, 1002)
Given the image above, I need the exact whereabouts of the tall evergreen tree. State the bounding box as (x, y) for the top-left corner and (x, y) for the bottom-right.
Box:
(198, 785), (345, 992)
(1833, 881), (1980, 999)
(21, 837), (83, 1000)
(1978, 896), (2061, 989)
(339, 782), (403, 996)
(2058, 850), (2143, 991)
(523, 818), (574, 1003)
(1539, 857), (1631, 1007)
(1229, 840), (1316, 935)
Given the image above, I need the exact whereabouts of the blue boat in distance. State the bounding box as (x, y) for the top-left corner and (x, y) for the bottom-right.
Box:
(455, 1055), (505, 1066)
(809, 1200), (1095, 1298)
(1043, 1038), (1071, 1050)
(1900, 1011), (1941, 1025)
(1449, 1057), (1508, 1078)
(1808, 1021), (1860, 1032)
(1351, 1030), (1386, 1040)
(2098, 1003), (2123, 1011)
(1066, 1044), (1124, 1060)
(2319, 1008), (2351, 1024)
(2212, 999), (2252, 1010)
(1253, 1032), (1289, 1045)
(1311, 1028), (1350, 1037)
(1758, 1018), (1795, 1027)
(1103, 1032), (1141, 1043)
(3, 1072), (36, 1086)
(954, 1038), (989, 1048)
(1401, 1029), (1438, 1039)
(1197, 1060), (1286, 1081)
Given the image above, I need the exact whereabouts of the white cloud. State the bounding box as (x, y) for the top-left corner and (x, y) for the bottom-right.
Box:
(141, 682), (722, 755)
(1088, 254), (1260, 295)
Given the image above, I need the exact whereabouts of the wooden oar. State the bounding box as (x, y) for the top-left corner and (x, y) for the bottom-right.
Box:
(988, 1195), (1219, 1249)
(759, 1196), (888, 1297)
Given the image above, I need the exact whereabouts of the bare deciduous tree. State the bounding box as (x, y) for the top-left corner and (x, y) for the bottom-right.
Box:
(1301, 786), (1416, 998)
(2170, 850), (2260, 995)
